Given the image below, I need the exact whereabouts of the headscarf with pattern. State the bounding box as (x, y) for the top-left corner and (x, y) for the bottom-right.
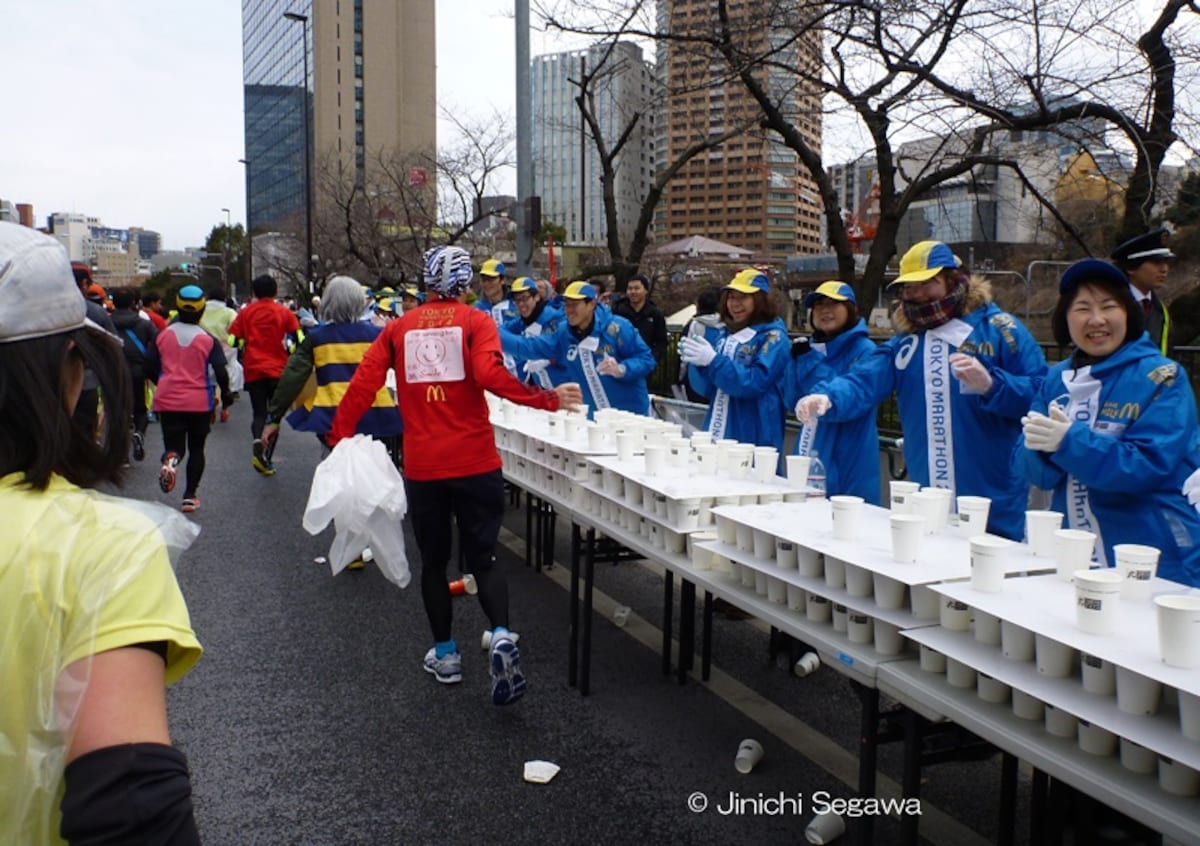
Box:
(422, 245), (474, 298)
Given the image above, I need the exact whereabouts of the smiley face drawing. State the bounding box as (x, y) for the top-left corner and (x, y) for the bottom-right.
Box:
(405, 326), (466, 383)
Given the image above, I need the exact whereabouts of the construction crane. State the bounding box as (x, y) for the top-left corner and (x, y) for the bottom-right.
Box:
(748, 162), (879, 253)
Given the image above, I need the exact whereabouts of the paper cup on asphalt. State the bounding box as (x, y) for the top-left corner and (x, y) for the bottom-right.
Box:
(888, 480), (920, 514)
(1114, 544), (1159, 600)
(734, 739), (764, 774)
(786, 454), (811, 486)
(1024, 509), (1062, 556)
(910, 491), (945, 535)
(1155, 594), (1200, 668)
(1055, 529), (1097, 579)
(1035, 635), (1077, 677)
(970, 535), (1009, 593)
(805, 810), (846, 845)
(889, 513), (924, 563)
(830, 495), (863, 540)
(956, 496), (991, 538)
(1074, 568), (1122, 634)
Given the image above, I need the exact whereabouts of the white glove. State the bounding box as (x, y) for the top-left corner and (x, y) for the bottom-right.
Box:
(950, 352), (993, 395)
(679, 336), (717, 367)
(524, 359), (550, 375)
(597, 356), (626, 378)
(795, 394), (832, 426)
(1022, 404), (1071, 452)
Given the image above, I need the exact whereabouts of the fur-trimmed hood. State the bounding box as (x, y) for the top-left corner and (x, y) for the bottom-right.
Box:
(891, 274), (993, 334)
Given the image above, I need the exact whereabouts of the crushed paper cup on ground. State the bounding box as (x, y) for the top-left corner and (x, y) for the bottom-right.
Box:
(523, 760), (561, 784)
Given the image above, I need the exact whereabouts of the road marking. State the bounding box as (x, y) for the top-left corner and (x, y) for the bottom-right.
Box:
(498, 526), (991, 846)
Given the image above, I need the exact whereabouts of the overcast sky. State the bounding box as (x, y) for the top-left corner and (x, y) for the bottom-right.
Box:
(0, 1), (556, 251)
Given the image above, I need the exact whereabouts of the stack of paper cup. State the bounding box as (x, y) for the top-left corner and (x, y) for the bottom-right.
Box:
(1114, 544), (1159, 600)
(1024, 510), (1063, 556)
(888, 480), (920, 514)
(1054, 529), (1097, 579)
(829, 495), (863, 540)
(956, 495), (991, 538)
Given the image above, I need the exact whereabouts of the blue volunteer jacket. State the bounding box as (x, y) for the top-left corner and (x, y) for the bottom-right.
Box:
(503, 301), (566, 387)
(814, 295), (1046, 540)
(1016, 334), (1200, 587)
(686, 317), (790, 454)
(475, 296), (516, 326)
(499, 306), (655, 416)
(784, 319), (881, 503)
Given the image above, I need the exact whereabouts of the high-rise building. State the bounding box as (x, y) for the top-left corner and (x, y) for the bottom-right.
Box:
(241, 0), (435, 235)
(532, 42), (655, 248)
(656, 1), (823, 258)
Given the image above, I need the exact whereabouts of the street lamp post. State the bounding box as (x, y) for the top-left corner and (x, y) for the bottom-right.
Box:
(238, 157), (252, 290)
(284, 11), (314, 294)
(220, 207), (231, 296)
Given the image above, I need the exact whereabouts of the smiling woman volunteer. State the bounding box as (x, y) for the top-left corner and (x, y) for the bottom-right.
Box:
(679, 268), (790, 453)
(1016, 258), (1200, 586)
(796, 241), (1046, 539)
(785, 281), (880, 503)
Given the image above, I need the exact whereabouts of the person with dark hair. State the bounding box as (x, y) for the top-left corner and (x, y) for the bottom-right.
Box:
(679, 268), (791, 453)
(200, 285), (242, 413)
(228, 274), (299, 475)
(1017, 258), (1200, 586)
(1111, 227), (1175, 354)
(110, 287), (158, 462)
(140, 290), (168, 330)
(796, 241), (1046, 539)
(612, 273), (669, 363)
(328, 245), (583, 705)
(675, 286), (722, 403)
(785, 281), (881, 503)
(67, 263), (116, 440)
(145, 285), (234, 513)
(0, 223), (203, 844)
(502, 276), (565, 388)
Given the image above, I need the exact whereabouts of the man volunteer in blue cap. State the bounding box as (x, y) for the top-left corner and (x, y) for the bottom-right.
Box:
(796, 241), (1047, 539)
(1111, 227), (1175, 355)
(502, 276), (564, 388)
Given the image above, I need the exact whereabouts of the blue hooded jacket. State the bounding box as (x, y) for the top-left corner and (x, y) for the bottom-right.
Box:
(500, 305), (654, 416)
(784, 318), (881, 503)
(686, 317), (790, 454)
(1016, 334), (1200, 587)
(503, 301), (566, 387)
(813, 281), (1046, 539)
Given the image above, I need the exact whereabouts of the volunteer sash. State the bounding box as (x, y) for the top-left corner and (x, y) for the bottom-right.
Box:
(577, 336), (610, 410)
(922, 320), (971, 495)
(1061, 366), (1106, 565)
(708, 328), (755, 440)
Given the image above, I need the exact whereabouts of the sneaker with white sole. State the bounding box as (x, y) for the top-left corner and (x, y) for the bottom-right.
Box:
(159, 452), (179, 493)
(489, 634), (526, 706)
(423, 648), (463, 684)
(481, 629), (521, 651)
(132, 432), (145, 462)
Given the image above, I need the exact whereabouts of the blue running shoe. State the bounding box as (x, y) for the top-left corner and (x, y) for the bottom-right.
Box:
(423, 647), (462, 684)
(489, 634), (526, 706)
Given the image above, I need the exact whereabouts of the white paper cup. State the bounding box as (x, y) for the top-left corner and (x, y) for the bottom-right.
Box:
(715, 439), (738, 471)
(1077, 720), (1117, 757)
(643, 444), (667, 476)
(752, 529), (775, 560)
(775, 540), (798, 569)
(910, 585), (938, 620)
(1120, 739), (1158, 774)
(888, 480), (920, 514)
(889, 514), (924, 563)
(805, 810), (846, 845)
(873, 574), (906, 610)
(649, 522), (664, 550)
(767, 576), (786, 604)
(734, 738), (764, 774)
(830, 495), (863, 540)
(1025, 510), (1063, 557)
(919, 644), (946, 673)
(874, 620), (904, 656)
(754, 570), (769, 596)
(753, 447), (778, 480)
(735, 523), (754, 553)
(1115, 666), (1162, 715)
(668, 437), (691, 468)
(1155, 595), (1200, 668)
(786, 584), (805, 612)
(976, 672), (1010, 704)
(969, 535), (1009, 593)
(796, 547), (823, 578)
(1001, 621), (1035, 661)
(563, 416), (582, 440)
(946, 657), (976, 688)
(1113, 544), (1159, 600)
(1080, 653), (1116, 696)
(1073, 568), (1122, 634)
(664, 529), (686, 555)
(910, 491), (945, 535)
(758, 492), (783, 506)
(973, 610), (1001, 646)
(956, 495), (991, 538)
(921, 487), (953, 532)
(616, 431), (637, 462)
(715, 513), (737, 545)
(844, 564), (873, 598)
(806, 592), (832, 623)
(713, 555), (733, 576)
(694, 444), (718, 475)
(673, 498), (702, 532)
(586, 423), (612, 451)
(690, 431), (713, 448)
(847, 612), (873, 644)
(1035, 635), (1077, 677)
(1011, 689), (1044, 721)
(823, 556), (846, 589)
(624, 481), (642, 508)
(1043, 704), (1077, 738)
(688, 533), (717, 570)
(939, 597), (971, 631)
(729, 445), (754, 480)
(786, 454), (812, 486)
(1054, 529), (1097, 579)
(1158, 757), (1200, 797)
(654, 492), (668, 518)
(832, 603), (848, 633)
(741, 565), (757, 589)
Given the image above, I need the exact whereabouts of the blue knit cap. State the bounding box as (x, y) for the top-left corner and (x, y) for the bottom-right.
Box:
(423, 246), (474, 297)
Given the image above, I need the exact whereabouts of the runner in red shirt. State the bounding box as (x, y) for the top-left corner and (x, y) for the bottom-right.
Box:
(330, 245), (582, 705)
(228, 274), (299, 475)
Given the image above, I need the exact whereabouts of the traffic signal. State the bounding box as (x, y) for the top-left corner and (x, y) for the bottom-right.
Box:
(180, 262), (190, 272)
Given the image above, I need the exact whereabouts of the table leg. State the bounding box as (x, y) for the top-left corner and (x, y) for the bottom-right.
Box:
(524, 494), (534, 568)
(568, 522), (580, 688)
(661, 570), (674, 676)
(1029, 768), (1047, 846)
(678, 579), (695, 684)
(998, 752), (1017, 846)
(854, 683), (880, 846)
(701, 591), (713, 682)
(544, 504), (556, 571)
(899, 707), (922, 846)
(581, 526), (596, 696)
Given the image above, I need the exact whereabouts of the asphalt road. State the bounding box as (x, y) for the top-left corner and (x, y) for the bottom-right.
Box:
(113, 399), (1048, 846)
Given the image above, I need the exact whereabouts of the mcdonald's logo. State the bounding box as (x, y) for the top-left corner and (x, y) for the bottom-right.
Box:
(425, 384), (447, 402)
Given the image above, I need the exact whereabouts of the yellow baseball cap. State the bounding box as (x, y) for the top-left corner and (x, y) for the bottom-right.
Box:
(562, 281), (598, 300)
(724, 268), (769, 294)
(892, 241), (957, 286)
(480, 258), (505, 278)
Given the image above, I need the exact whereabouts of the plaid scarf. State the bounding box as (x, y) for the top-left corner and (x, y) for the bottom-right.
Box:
(902, 277), (968, 331)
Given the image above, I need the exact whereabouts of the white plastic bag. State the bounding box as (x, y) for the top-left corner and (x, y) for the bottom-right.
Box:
(303, 435), (410, 587)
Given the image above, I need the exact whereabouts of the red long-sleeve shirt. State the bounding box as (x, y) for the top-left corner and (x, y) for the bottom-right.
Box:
(330, 299), (560, 480)
(228, 299), (299, 382)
